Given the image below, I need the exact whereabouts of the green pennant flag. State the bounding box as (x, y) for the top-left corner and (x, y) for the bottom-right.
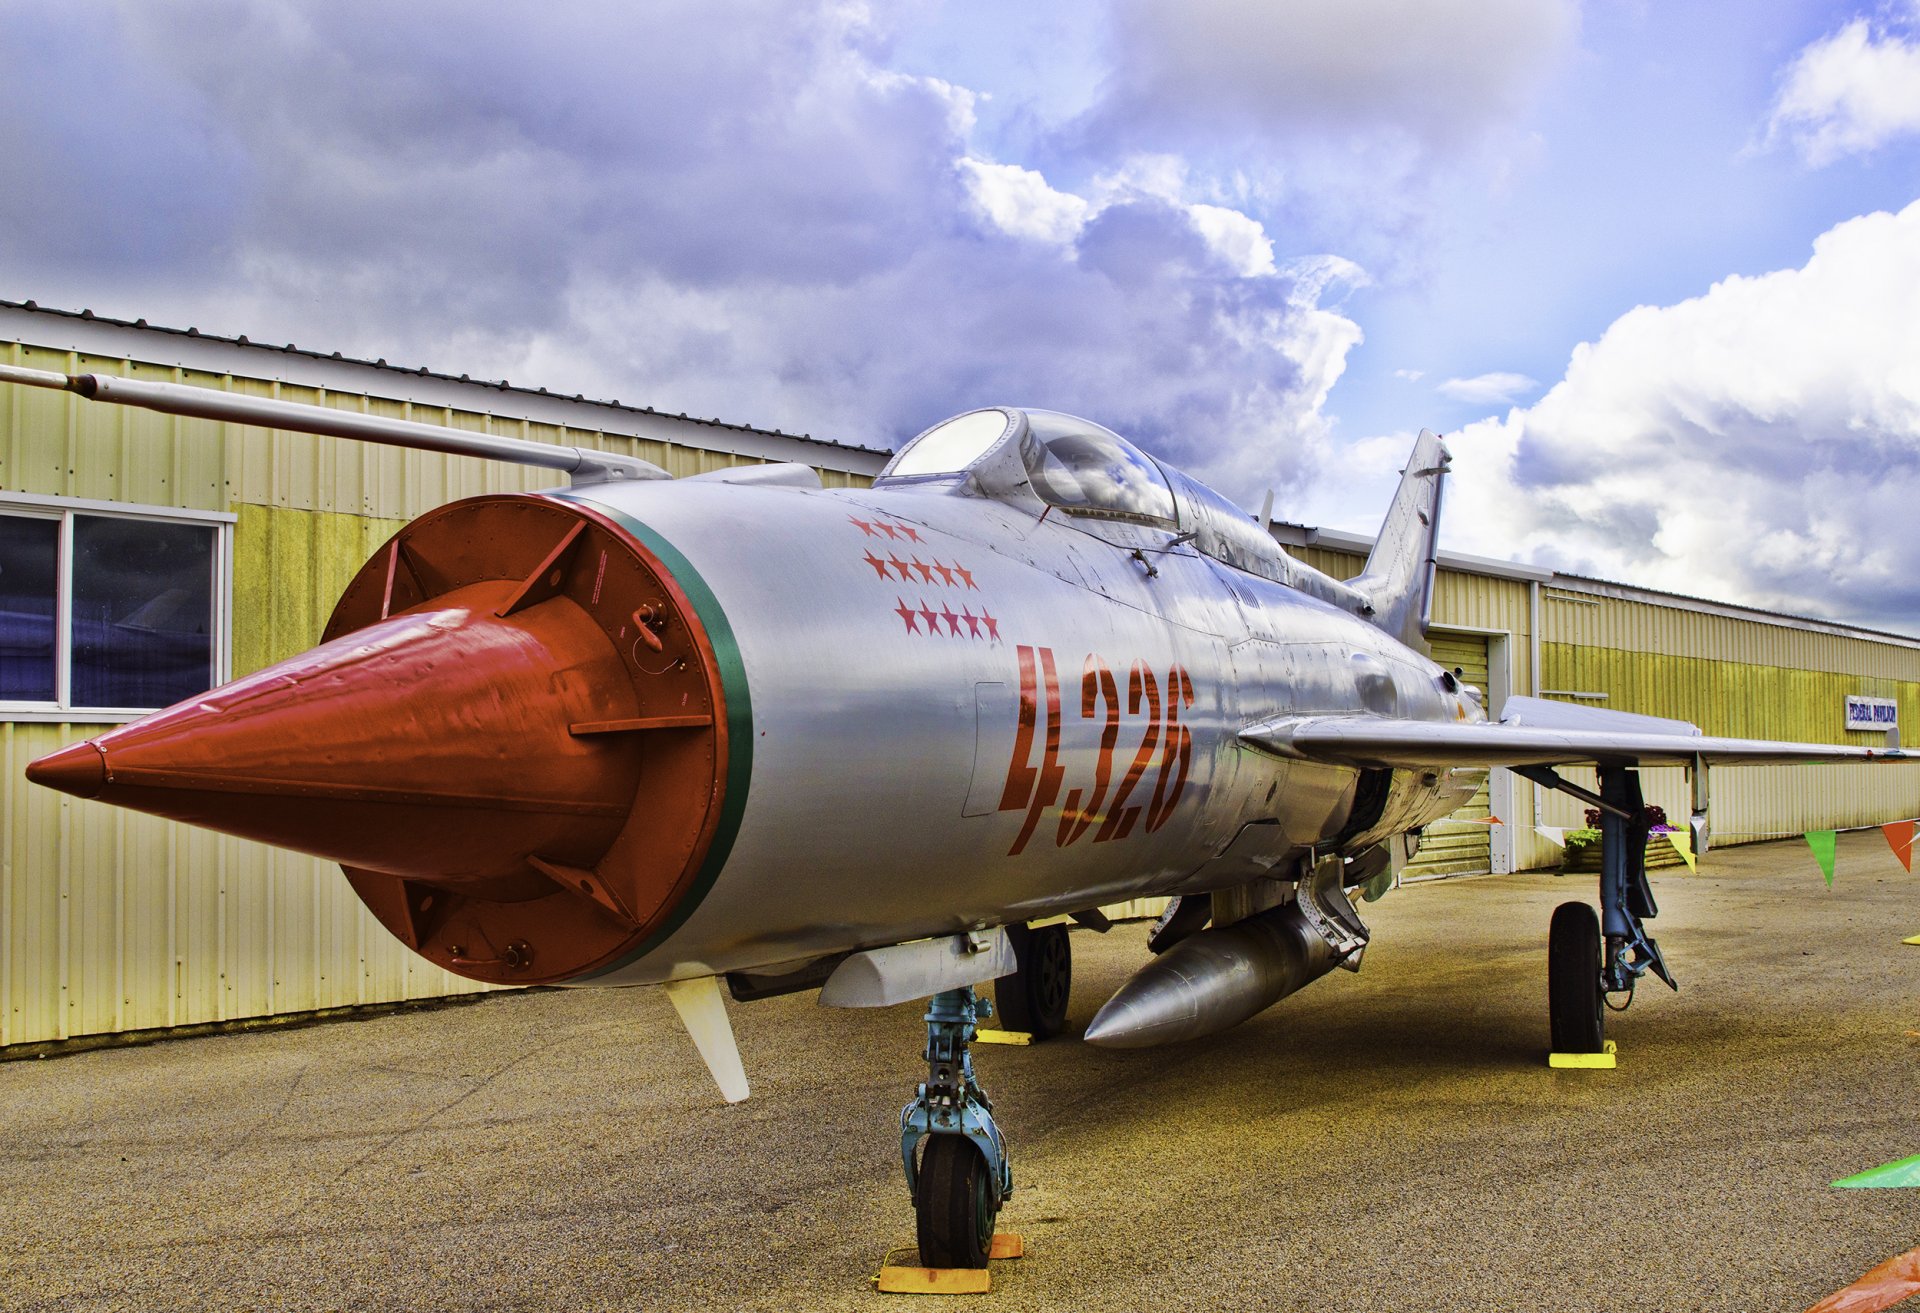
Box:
(1806, 830), (1838, 886)
(1833, 1152), (1920, 1188)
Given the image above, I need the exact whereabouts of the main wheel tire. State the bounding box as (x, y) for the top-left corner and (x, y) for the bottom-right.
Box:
(915, 1135), (997, 1269)
(994, 923), (1072, 1039)
(1549, 900), (1605, 1053)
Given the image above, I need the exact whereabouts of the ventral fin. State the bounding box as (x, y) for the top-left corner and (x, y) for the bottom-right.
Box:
(662, 975), (750, 1104)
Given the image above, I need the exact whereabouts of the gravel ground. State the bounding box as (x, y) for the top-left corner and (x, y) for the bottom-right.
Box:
(3, 832), (1917, 1312)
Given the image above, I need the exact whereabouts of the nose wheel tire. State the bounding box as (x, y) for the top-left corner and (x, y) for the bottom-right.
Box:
(995, 922), (1072, 1039)
(915, 1134), (998, 1269)
(1549, 900), (1605, 1053)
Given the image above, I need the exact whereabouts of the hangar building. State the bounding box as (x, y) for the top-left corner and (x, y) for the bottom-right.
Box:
(4, 301), (1916, 1051)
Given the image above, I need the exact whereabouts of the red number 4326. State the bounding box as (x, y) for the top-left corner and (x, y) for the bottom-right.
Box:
(997, 644), (1194, 857)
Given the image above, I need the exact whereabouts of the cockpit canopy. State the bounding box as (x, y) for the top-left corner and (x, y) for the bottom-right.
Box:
(875, 406), (1373, 617)
(879, 408), (1176, 527)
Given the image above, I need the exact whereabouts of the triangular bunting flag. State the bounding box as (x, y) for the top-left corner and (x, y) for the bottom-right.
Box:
(1883, 821), (1915, 872)
(1806, 830), (1838, 887)
(1833, 1152), (1920, 1188)
(1535, 826), (1569, 848)
(1665, 828), (1696, 872)
(1904, 935), (1920, 946)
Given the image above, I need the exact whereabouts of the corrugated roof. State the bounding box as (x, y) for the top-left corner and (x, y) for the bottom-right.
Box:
(0, 297), (889, 459)
(1271, 520), (1920, 649)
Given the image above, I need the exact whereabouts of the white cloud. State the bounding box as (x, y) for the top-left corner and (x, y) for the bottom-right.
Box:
(958, 158), (1091, 244)
(1186, 203), (1277, 277)
(1442, 199), (1920, 629)
(1765, 12), (1920, 165)
(1437, 372), (1538, 405)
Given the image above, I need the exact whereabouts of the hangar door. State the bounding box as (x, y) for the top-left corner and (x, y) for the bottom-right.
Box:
(1402, 630), (1494, 880)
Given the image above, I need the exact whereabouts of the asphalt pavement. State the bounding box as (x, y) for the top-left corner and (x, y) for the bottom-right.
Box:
(3, 832), (1917, 1312)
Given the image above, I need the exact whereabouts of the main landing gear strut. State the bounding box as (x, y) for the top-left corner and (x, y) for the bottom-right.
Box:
(900, 986), (1013, 1268)
(1525, 763), (1680, 1053)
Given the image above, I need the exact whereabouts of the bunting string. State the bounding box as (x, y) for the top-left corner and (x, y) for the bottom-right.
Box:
(1526, 814), (1920, 886)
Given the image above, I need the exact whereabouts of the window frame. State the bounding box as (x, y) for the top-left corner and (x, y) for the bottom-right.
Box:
(0, 492), (235, 724)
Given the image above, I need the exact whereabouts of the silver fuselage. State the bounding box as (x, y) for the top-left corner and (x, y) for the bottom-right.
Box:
(571, 479), (1485, 985)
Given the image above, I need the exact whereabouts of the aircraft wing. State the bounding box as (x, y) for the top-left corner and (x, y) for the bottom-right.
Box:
(1239, 694), (1908, 770)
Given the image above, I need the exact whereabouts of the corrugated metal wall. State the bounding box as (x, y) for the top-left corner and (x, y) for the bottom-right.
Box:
(1527, 584), (1920, 854)
(1, 339), (876, 1049)
(1403, 631), (1493, 877)
(3, 720), (491, 1044)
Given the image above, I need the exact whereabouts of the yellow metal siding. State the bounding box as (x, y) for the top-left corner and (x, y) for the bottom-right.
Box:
(2, 722), (493, 1047)
(4, 342), (872, 519)
(1404, 632), (1493, 877)
(231, 504), (411, 676)
(1530, 643), (1920, 848)
(1541, 586), (1920, 676)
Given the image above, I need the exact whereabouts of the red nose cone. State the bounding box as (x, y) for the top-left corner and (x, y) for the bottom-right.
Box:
(45, 585), (642, 887)
(25, 496), (734, 986)
(24, 740), (106, 799)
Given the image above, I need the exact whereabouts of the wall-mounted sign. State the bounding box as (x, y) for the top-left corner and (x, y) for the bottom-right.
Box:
(1846, 695), (1898, 732)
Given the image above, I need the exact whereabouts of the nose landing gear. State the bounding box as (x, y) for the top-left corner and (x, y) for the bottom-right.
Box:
(899, 986), (1013, 1268)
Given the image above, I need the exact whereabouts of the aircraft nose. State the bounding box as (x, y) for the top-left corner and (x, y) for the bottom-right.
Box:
(23, 495), (738, 987)
(27, 587), (645, 887)
(24, 740), (106, 799)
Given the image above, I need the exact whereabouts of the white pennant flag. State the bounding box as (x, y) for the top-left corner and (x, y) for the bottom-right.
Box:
(1535, 826), (1570, 847)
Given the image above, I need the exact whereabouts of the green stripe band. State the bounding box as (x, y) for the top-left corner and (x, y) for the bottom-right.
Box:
(560, 497), (752, 978)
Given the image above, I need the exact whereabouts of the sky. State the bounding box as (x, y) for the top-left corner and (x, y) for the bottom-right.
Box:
(2, 2), (1919, 628)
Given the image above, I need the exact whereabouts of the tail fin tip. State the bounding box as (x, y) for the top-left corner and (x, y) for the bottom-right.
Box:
(1351, 429), (1449, 654)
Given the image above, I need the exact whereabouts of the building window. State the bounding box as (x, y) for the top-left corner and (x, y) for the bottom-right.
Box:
(0, 498), (231, 720)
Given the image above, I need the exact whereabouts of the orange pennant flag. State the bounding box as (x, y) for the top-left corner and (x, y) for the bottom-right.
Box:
(1884, 821), (1915, 872)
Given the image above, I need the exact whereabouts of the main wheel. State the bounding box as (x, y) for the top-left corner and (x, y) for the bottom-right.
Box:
(915, 1135), (998, 1269)
(995, 923), (1072, 1039)
(1549, 900), (1605, 1053)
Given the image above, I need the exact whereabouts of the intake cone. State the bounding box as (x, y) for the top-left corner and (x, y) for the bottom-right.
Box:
(27, 495), (736, 986)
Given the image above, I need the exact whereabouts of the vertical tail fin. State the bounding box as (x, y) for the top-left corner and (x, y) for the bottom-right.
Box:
(1349, 430), (1449, 655)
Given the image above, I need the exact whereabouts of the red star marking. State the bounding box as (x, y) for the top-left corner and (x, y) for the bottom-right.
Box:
(911, 557), (935, 583)
(898, 524), (923, 543)
(981, 611), (1000, 640)
(888, 554), (913, 577)
(863, 552), (891, 579)
(940, 605), (962, 635)
(894, 598), (920, 633)
(918, 600), (940, 632)
(932, 561), (955, 586)
(954, 565), (977, 590)
(877, 521), (900, 540)
(960, 606), (982, 638)
(849, 516), (876, 536)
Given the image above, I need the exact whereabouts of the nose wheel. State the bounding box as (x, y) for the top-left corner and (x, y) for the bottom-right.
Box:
(899, 986), (1012, 1269)
(914, 1134), (998, 1268)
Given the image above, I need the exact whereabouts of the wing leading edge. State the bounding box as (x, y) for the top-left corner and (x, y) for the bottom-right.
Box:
(1240, 695), (1909, 770)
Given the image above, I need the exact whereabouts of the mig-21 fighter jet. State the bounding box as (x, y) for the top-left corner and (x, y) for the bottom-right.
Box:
(5, 361), (1907, 1267)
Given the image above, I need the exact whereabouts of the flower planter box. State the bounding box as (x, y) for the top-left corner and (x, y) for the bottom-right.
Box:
(1560, 835), (1690, 874)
